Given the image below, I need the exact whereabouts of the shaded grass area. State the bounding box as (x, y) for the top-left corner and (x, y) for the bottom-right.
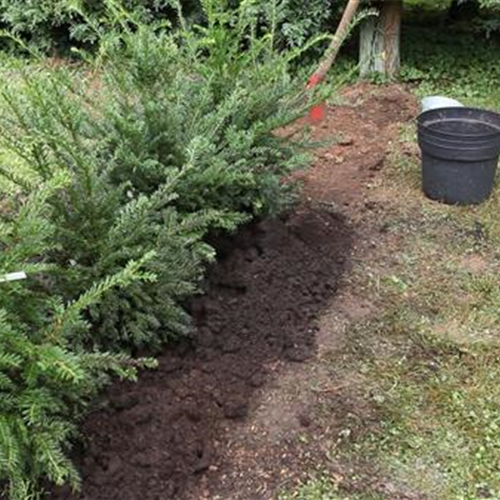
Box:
(280, 476), (384, 500)
(350, 139), (500, 499)
(282, 138), (500, 500)
(400, 24), (500, 110)
(330, 6), (500, 111)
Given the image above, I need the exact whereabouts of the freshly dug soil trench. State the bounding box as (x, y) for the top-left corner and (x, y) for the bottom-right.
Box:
(51, 208), (352, 500)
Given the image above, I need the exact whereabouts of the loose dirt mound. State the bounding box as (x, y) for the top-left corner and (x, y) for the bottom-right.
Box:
(51, 83), (419, 500)
(52, 209), (352, 500)
(297, 83), (419, 207)
(180, 83), (421, 500)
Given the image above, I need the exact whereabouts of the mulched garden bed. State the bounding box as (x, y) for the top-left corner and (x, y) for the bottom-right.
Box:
(51, 208), (352, 500)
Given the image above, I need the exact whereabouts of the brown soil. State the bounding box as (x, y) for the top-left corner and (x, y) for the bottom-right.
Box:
(51, 210), (352, 500)
(50, 83), (419, 500)
(296, 83), (417, 209)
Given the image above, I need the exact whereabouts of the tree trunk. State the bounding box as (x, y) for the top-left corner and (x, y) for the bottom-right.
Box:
(359, 0), (403, 79)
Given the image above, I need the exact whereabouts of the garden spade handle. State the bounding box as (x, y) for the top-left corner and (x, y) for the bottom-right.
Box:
(308, 0), (362, 88)
(307, 0), (362, 122)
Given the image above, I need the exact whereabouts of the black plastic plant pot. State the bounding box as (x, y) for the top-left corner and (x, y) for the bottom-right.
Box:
(418, 107), (500, 205)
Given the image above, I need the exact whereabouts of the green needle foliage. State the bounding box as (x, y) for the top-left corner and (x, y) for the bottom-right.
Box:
(0, 0), (340, 54)
(0, 180), (156, 500)
(0, 0), (317, 350)
(0, 0), (178, 52)
(0, 1), (321, 497)
(0, 70), (227, 349)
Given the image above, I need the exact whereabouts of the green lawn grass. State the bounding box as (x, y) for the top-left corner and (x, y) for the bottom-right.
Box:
(283, 8), (500, 500)
(283, 138), (500, 500)
(280, 476), (384, 500)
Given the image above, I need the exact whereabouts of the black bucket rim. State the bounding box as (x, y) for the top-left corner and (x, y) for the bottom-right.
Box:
(422, 119), (500, 139)
(418, 132), (500, 148)
(419, 124), (500, 142)
(418, 130), (500, 147)
(418, 106), (500, 139)
(419, 137), (500, 159)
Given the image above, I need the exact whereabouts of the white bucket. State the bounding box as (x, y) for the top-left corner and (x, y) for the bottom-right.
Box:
(421, 96), (464, 113)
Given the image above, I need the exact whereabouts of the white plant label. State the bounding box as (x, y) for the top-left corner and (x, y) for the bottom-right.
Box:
(0, 271), (28, 283)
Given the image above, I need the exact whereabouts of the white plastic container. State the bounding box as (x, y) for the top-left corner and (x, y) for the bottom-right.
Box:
(421, 96), (464, 113)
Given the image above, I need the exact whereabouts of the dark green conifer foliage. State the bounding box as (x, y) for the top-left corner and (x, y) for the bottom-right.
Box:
(0, 181), (156, 500)
(0, 0), (314, 350)
(0, 1), (321, 497)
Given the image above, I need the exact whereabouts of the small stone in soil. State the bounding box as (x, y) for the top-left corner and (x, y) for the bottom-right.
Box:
(111, 394), (140, 411)
(122, 405), (154, 426)
(223, 399), (249, 419)
(160, 357), (183, 373)
(284, 346), (313, 363)
(185, 404), (204, 423)
(476, 487), (493, 498)
(194, 447), (213, 473)
(339, 136), (354, 146)
(197, 328), (215, 347)
(250, 372), (267, 388)
(222, 339), (240, 354)
(131, 452), (155, 468)
(298, 413), (312, 428)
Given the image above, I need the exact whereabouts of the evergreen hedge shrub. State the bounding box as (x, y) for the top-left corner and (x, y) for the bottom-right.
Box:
(0, 178), (156, 500)
(0, 0), (342, 53)
(0, 0), (175, 51)
(0, 1), (322, 497)
(0, 0), (315, 350)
